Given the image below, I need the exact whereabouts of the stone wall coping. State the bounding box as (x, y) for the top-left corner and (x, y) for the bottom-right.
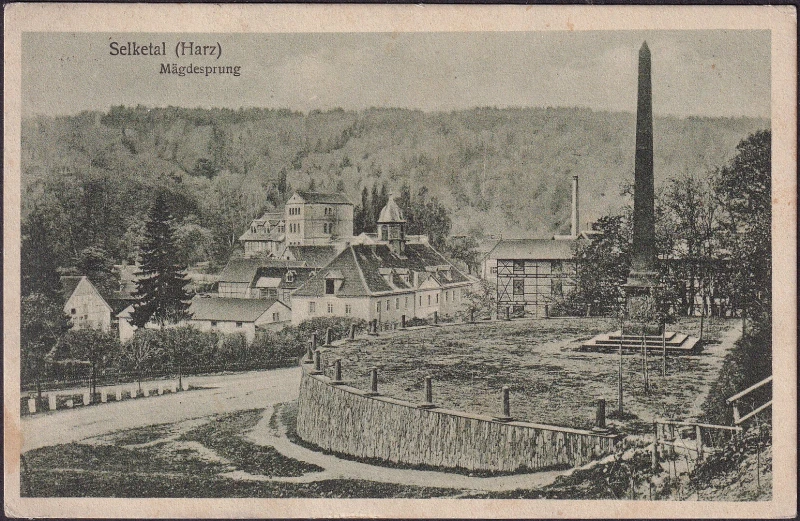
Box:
(303, 363), (619, 440)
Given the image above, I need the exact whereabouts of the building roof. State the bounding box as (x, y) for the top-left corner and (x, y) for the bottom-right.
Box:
(61, 276), (84, 302)
(282, 245), (339, 268)
(293, 243), (472, 298)
(188, 297), (284, 323)
(377, 196), (406, 223)
(252, 266), (317, 290)
(486, 239), (578, 261)
(219, 258), (308, 284)
(293, 191), (352, 205)
(238, 229), (284, 242)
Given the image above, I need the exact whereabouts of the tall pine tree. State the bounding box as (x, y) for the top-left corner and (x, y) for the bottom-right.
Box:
(129, 192), (191, 328)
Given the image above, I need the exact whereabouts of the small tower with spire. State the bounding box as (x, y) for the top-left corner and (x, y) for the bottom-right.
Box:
(377, 195), (407, 255)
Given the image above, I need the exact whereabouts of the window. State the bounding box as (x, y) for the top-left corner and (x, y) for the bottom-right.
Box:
(513, 279), (524, 296)
(445, 291), (449, 302)
(427, 295), (431, 306)
(325, 279), (335, 295)
(309, 301), (316, 313)
(419, 295), (423, 306)
(513, 260), (525, 273)
(70, 308), (76, 314)
(272, 312), (280, 322)
(551, 260), (563, 273)
(236, 322), (243, 328)
(285, 272), (295, 283)
(376, 301), (381, 312)
(395, 298), (400, 310)
(345, 304), (352, 315)
(490, 266), (498, 274)
(436, 294), (439, 304)
(551, 278), (563, 297)
(327, 303), (334, 314)
(386, 300), (390, 311)
(380, 226), (388, 241)
(289, 207), (300, 216)
(405, 296), (409, 308)
(211, 321), (218, 327)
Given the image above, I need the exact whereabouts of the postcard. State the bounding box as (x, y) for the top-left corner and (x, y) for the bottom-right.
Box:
(4, 3), (796, 518)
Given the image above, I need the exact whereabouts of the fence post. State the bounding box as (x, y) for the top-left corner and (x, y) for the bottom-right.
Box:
(83, 391), (91, 406)
(544, 304), (549, 319)
(433, 311), (439, 325)
(325, 327), (333, 346)
(349, 323), (357, 340)
(662, 327), (667, 377)
(332, 359), (343, 384)
(130, 385), (138, 399)
(401, 315), (406, 329)
(618, 332), (624, 415)
(495, 386), (513, 422)
(28, 397), (36, 414)
(48, 394), (57, 411)
(652, 421), (660, 471)
(695, 425), (704, 461)
(470, 309), (475, 323)
(418, 376), (435, 408)
(366, 368), (379, 395)
(595, 399), (606, 430)
(115, 387), (122, 401)
(101, 389), (108, 403)
(311, 350), (322, 375)
(505, 306), (511, 321)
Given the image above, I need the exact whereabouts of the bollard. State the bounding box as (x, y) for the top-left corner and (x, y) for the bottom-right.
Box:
(325, 327), (333, 346)
(101, 389), (108, 403)
(158, 384), (164, 395)
(433, 311), (439, 325)
(116, 388), (122, 401)
(48, 394), (57, 411)
(418, 376), (435, 408)
(349, 323), (356, 340)
(305, 343), (314, 363)
(331, 359), (343, 384)
(131, 386), (138, 399)
(83, 392), (91, 406)
(170, 382), (177, 393)
(28, 398), (36, 414)
(594, 399), (607, 430)
(143, 388), (150, 398)
(365, 368), (379, 396)
(311, 333), (318, 350)
(652, 421), (660, 471)
(401, 315), (406, 329)
(495, 386), (513, 422)
(311, 350), (322, 375)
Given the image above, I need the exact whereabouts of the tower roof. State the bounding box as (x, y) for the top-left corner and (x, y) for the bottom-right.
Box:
(377, 195), (406, 224)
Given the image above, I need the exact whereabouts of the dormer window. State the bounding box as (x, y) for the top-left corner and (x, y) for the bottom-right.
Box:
(325, 279), (335, 295)
(286, 271), (295, 283)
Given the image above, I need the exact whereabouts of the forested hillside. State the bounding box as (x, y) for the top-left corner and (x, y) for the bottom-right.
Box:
(21, 106), (768, 268)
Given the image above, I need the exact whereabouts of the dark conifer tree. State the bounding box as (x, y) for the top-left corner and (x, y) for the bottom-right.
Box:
(129, 193), (191, 328)
(21, 206), (62, 299)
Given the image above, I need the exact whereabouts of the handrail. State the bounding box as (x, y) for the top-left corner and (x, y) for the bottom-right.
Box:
(656, 419), (742, 432)
(726, 375), (772, 404)
(735, 400), (773, 425)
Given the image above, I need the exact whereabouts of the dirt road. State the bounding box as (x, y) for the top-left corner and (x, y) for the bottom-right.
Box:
(19, 367), (301, 452)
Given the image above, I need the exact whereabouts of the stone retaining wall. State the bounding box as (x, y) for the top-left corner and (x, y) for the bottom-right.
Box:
(296, 363), (620, 472)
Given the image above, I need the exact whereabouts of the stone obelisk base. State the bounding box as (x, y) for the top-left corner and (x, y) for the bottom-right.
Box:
(623, 271), (663, 336)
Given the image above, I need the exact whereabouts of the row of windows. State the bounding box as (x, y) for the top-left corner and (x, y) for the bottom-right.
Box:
(323, 223), (333, 234)
(307, 289), (465, 316)
(511, 278), (565, 296)
(288, 207), (300, 216)
(288, 223), (300, 233)
(308, 301), (352, 315)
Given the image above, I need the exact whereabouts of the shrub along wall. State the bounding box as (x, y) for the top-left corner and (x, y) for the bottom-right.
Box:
(296, 364), (620, 473)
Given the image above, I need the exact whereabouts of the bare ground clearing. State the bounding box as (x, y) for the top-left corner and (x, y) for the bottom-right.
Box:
(327, 317), (739, 433)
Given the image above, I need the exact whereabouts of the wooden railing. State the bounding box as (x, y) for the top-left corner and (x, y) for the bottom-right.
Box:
(651, 419), (742, 469)
(726, 375), (772, 425)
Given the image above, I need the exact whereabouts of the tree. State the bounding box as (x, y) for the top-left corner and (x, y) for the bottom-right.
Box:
(55, 328), (118, 399)
(570, 214), (631, 316)
(119, 330), (163, 392)
(21, 206), (62, 298)
(129, 192), (191, 328)
(74, 246), (120, 297)
(458, 279), (497, 321)
(21, 293), (72, 399)
(713, 130), (771, 336)
(445, 235), (480, 275)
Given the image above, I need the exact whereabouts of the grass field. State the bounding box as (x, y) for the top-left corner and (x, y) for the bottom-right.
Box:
(327, 317), (738, 433)
(21, 409), (462, 498)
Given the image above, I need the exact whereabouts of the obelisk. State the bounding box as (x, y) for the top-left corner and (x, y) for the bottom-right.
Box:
(625, 41), (661, 335)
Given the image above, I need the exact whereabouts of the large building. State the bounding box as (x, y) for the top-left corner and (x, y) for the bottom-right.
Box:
(62, 276), (113, 332)
(290, 196), (474, 326)
(485, 239), (578, 318)
(240, 191), (355, 257)
(217, 258), (315, 303)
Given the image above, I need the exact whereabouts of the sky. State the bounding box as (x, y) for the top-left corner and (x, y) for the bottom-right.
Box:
(22, 30), (770, 119)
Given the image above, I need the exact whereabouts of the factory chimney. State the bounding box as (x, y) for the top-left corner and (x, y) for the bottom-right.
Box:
(571, 175), (579, 238)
